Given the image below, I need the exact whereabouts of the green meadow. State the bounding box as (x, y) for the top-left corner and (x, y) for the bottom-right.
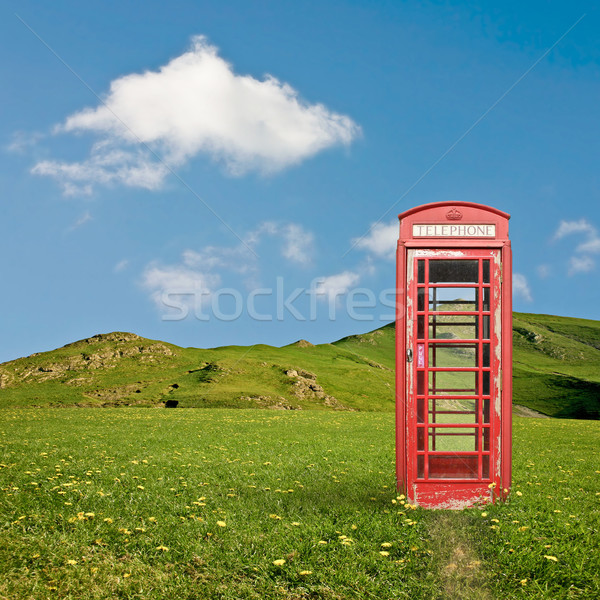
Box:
(1, 409), (598, 599)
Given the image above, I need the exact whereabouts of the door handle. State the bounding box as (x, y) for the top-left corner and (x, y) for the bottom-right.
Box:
(407, 348), (413, 362)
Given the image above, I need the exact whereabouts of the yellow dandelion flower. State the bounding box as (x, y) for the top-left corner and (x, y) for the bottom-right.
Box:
(380, 551), (390, 556)
(156, 545), (169, 552)
(272, 559), (286, 566)
(299, 570), (312, 576)
(123, 573), (131, 578)
(137, 486), (144, 490)
(269, 514), (282, 520)
(103, 518), (113, 523)
(318, 540), (328, 545)
(84, 512), (95, 518)
(381, 542), (393, 548)
(291, 522), (300, 526)
(66, 559), (77, 565)
(488, 482), (496, 489)
(216, 521), (226, 527)
(148, 517), (157, 523)
(516, 491), (522, 496)
(481, 512), (488, 518)
(544, 555), (558, 562)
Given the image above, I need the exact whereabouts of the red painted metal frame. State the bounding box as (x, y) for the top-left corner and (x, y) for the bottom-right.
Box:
(396, 202), (512, 510)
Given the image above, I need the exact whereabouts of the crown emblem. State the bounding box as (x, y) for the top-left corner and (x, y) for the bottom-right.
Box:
(446, 208), (463, 221)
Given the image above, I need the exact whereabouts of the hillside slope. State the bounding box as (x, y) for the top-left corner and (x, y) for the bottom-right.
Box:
(0, 314), (598, 417)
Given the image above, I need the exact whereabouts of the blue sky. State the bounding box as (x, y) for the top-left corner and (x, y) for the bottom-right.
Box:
(1, 0), (599, 363)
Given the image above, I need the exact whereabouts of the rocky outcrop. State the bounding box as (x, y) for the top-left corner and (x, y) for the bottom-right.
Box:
(284, 368), (351, 410)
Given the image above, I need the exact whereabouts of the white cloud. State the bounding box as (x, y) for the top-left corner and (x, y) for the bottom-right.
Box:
(32, 143), (168, 196)
(513, 273), (533, 302)
(577, 236), (600, 254)
(537, 264), (551, 279)
(142, 221), (315, 312)
(33, 36), (360, 195)
(142, 264), (221, 310)
(553, 219), (594, 240)
(568, 255), (595, 275)
(67, 210), (92, 231)
(353, 221), (398, 260)
(245, 221), (314, 266)
(114, 259), (129, 273)
(314, 271), (360, 302)
(6, 130), (44, 154)
(553, 218), (599, 276)
(280, 224), (314, 265)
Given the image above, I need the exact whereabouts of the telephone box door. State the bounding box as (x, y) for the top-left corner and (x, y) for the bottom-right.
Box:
(406, 248), (502, 508)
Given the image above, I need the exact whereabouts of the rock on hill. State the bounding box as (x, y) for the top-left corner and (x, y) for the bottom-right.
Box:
(0, 313), (598, 418)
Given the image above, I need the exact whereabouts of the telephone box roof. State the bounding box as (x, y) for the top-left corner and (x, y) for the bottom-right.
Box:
(398, 201), (510, 221)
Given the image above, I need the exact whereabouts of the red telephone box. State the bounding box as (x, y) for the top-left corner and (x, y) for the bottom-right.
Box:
(396, 201), (512, 509)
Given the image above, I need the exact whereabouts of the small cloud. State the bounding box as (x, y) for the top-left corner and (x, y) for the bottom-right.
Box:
(32, 143), (168, 196)
(141, 263), (220, 311)
(568, 255), (594, 275)
(6, 130), (44, 154)
(280, 224), (314, 266)
(245, 221), (315, 266)
(314, 270), (360, 302)
(513, 273), (533, 302)
(537, 264), (551, 279)
(114, 259), (129, 273)
(553, 219), (594, 240)
(577, 236), (600, 254)
(353, 221), (398, 260)
(33, 35), (360, 195)
(68, 211), (92, 231)
(552, 218), (599, 276)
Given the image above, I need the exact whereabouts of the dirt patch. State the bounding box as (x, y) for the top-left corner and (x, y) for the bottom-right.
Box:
(429, 512), (493, 600)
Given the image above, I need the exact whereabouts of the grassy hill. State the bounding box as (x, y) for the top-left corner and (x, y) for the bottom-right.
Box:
(0, 314), (598, 418)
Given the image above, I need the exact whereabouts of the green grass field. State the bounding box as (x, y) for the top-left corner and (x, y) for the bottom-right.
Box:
(1, 409), (598, 599)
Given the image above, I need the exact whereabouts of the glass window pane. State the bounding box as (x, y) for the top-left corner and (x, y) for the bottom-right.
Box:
(417, 427), (425, 451)
(417, 455), (424, 478)
(482, 371), (490, 395)
(482, 315), (490, 339)
(417, 398), (425, 423)
(429, 315), (478, 340)
(482, 344), (490, 367)
(429, 371), (477, 395)
(483, 428), (490, 452)
(482, 260), (490, 283)
(482, 287), (490, 311)
(417, 371), (425, 396)
(428, 455), (478, 479)
(417, 260), (425, 283)
(429, 399), (477, 424)
(418, 288), (425, 311)
(429, 287), (477, 312)
(429, 344), (477, 368)
(429, 427), (478, 451)
(483, 399), (490, 423)
(429, 260), (479, 283)
(417, 315), (424, 338)
(482, 455), (490, 479)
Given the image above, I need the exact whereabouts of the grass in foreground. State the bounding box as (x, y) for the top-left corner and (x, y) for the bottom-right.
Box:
(0, 409), (435, 599)
(0, 409), (598, 599)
